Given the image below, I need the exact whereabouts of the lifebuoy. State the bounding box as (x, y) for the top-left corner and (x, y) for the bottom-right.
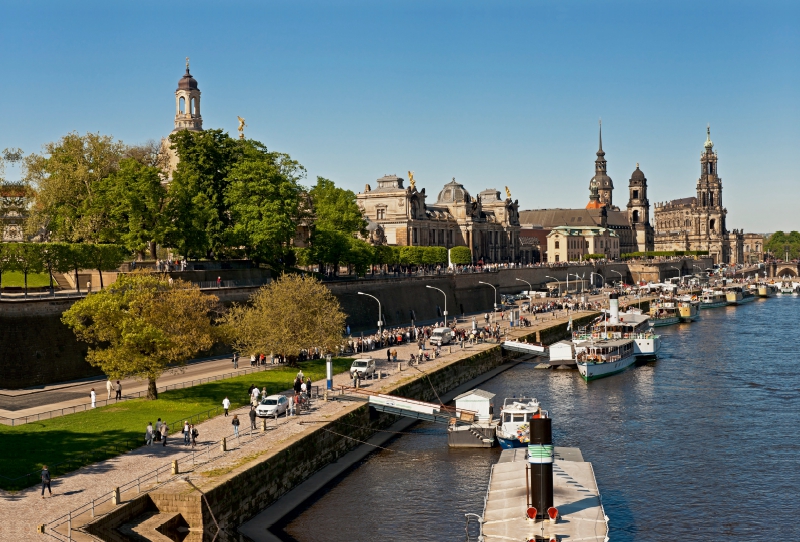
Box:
(624, 333), (629, 339)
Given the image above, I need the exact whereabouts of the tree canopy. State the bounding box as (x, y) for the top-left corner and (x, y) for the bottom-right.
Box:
(221, 274), (345, 364)
(765, 231), (800, 260)
(62, 273), (219, 399)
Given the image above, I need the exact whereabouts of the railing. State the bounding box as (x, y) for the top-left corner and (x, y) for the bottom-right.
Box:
(41, 405), (298, 542)
(0, 290), (88, 301)
(0, 362), (284, 427)
(193, 278), (268, 290)
(1, 386), (319, 492)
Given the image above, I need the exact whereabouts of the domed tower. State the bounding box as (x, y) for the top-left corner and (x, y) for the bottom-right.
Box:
(627, 164), (653, 251)
(173, 58), (202, 132)
(626, 164), (649, 225)
(591, 120), (614, 208)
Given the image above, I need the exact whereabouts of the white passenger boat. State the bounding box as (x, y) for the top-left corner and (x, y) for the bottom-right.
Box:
(700, 289), (728, 309)
(575, 337), (637, 381)
(575, 311), (661, 362)
(648, 300), (681, 327)
(726, 286), (756, 305)
(495, 397), (542, 449)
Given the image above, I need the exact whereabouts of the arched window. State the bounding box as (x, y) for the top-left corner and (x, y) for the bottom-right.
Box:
(632, 210), (639, 223)
(710, 219), (716, 232)
(191, 97), (197, 115)
(632, 189), (639, 199)
(555, 241), (560, 249)
(709, 193), (714, 206)
(179, 96), (186, 114)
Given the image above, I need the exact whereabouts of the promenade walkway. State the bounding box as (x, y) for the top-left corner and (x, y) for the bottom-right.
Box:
(0, 309), (594, 541)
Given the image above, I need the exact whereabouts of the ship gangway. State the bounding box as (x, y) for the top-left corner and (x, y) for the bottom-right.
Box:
(501, 340), (548, 356)
(341, 387), (478, 426)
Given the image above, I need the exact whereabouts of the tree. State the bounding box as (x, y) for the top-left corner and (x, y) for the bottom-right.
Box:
(6, 243), (45, 297)
(62, 244), (90, 295)
(23, 132), (127, 243)
(98, 158), (167, 259)
(62, 274), (219, 399)
(224, 141), (305, 264)
(222, 274), (344, 366)
(309, 177), (367, 237)
(83, 244), (129, 289)
(162, 130), (244, 258)
(449, 246), (472, 265)
(765, 231), (800, 260)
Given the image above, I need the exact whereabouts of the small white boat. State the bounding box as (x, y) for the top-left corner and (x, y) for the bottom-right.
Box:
(701, 290), (728, 309)
(495, 397), (541, 449)
(648, 300), (681, 327)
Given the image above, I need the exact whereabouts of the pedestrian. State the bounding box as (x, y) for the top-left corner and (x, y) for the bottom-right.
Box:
(183, 420), (190, 445)
(106, 379), (113, 400)
(386, 348), (391, 362)
(251, 386), (260, 406)
(160, 421), (169, 446)
(216, 276), (222, 288)
(146, 422), (154, 446)
(190, 425), (198, 447)
(392, 348), (397, 362)
(300, 380), (307, 395)
(232, 414), (240, 437)
(296, 369), (304, 381)
(115, 380), (122, 401)
(232, 353), (239, 369)
(293, 377), (302, 395)
(223, 396), (231, 416)
(90, 388), (96, 408)
(41, 465), (52, 498)
(306, 377), (313, 397)
(87, 280), (92, 293)
(155, 418), (162, 442)
(249, 405), (257, 429)
(250, 354), (256, 367)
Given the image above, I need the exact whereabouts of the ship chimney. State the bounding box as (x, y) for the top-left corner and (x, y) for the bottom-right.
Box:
(527, 415), (554, 520)
(609, 292), (619, 324)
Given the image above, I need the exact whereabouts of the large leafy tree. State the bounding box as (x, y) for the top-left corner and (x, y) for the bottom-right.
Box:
(62, 273), (219, 399)
(309, 177), (367, 236)
(765, 231), (800, 260)
(225, 141), (306, 264)
(98, 158), (167, 259)
(161, 129), (244, 258)
(221, 274), (344, 366)
(23, 132), (127, 242)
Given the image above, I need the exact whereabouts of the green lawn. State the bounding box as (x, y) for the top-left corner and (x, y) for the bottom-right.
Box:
(0, 358), (352, 489)
(0, 271), (52, 288)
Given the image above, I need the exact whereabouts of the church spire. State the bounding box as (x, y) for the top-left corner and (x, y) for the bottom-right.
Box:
(597, 119), (604, 156)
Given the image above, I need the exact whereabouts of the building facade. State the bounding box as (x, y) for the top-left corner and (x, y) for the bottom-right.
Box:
(546, 225), (620, 263)
(162, 60), (204, 181)
(0, 183), (27, 242)
(742, 233), (764, 264)
(356, 174), (530, 263)
(653, 127), (743, 264)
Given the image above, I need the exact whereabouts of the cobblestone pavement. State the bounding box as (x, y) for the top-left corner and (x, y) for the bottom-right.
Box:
(0, 310), (592, 541)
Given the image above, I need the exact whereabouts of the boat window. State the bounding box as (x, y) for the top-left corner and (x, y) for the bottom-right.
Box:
(504, 413), (512, 423)
(526, 413), (534, 421)
(513, 414), (525, 422)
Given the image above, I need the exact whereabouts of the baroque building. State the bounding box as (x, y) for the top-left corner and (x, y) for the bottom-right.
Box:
(0, 183), (27, 242)
(653, 127), (743, 264)
(519, 124), (653, 260)
(356, 174), (530, 263)
(162, 59), (203, 181)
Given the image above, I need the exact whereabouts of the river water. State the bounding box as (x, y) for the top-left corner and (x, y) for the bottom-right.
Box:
(283, 296), (799, 541)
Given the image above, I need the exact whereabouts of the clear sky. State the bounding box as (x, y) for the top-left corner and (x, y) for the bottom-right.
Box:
(1, 0), (797, 232)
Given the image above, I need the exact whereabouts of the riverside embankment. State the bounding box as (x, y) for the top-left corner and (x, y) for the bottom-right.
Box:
(41, 311), (596, 542)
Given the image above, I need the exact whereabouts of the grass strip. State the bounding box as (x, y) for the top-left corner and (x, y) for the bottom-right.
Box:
(0, 357), (352, 488)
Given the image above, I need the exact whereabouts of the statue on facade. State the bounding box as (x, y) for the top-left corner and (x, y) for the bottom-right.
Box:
(237, 116), (247, 139)
(408, 171), (416, 191)
(364, 183), (371, 192)
(505, 186), (512, 199)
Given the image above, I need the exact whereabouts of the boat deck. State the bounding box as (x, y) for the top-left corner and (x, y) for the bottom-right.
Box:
(482, 447), (608, 542)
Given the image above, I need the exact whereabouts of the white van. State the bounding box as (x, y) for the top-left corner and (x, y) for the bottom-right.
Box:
(350, 358), (376, 377)
(429, 327), (454, 346)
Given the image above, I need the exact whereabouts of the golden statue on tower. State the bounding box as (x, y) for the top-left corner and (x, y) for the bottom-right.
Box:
(408, 171), (416, 190)
(505, 186), (512, 199)
(237, 116), (246, 139)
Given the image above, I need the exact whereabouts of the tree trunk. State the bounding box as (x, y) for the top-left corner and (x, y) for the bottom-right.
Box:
(137, 249), (145, 261)
(48, 264), (54, 295)
(75, 267), (81, 295)
(147, 378), (158, 400)
(150, 242), (157, 260)
(98, 269), (104, 289)
(24, 270), (28, 299)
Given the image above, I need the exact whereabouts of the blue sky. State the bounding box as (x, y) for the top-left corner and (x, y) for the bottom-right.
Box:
(1, 0), (797, 232)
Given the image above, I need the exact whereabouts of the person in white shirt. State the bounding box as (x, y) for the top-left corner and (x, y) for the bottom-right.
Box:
(300, 381), (307, 395)
(90, 388), (96, 408)
(106, 379), (113, 400)
(223, 396), (231, 416)
(261, 387), (268, 400)
(251, 387), (260, 406)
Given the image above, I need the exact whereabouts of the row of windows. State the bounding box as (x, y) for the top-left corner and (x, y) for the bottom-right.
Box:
(554, 238), (618, 250)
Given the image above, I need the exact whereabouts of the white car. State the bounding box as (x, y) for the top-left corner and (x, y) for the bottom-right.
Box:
(350, 358), (376, 377)
(255, 395), (290, 417)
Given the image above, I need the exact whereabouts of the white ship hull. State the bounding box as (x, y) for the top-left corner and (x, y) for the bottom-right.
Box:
(578, 352), (638, 381)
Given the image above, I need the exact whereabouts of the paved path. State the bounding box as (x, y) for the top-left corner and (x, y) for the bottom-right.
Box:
(0, 310), (593, 541)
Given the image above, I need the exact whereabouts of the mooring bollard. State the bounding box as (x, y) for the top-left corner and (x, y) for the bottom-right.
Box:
(112, 487), (121, 505)
(172, 460), (179, 475)
(323, 390), (328, 402)
(262, 418), (267, 432)
(221, 437), (227, 452)
(398, 362), (402, 372)
(91, 499), (95, 517)
(137, 478), (141, 493)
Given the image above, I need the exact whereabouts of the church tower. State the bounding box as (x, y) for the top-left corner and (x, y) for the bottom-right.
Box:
(591, 121), (614, 208)
(696, 125), (726, 238)
(627, 164), (653, 251)
(173, 58), (202, 132)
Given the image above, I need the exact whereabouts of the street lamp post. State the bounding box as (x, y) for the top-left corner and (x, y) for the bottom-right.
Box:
(477, 281), (498, 310)
(590, 272), (605, 289)
(569, 273), (583, 295)
(669, 265), (681, 285)
(610, 270), (624, 288)
(426, 285), (448, 327)
(545, 275), (561, 296)
(516, 278), (533, 316)
(357, 292), (383, 337)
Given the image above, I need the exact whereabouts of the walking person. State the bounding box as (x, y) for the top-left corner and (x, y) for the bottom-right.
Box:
(182, 421), (190, 446)
(115, 380), (122, 401)
(160, 421), (169, 446)
(232, 353), (239, 370)
(155, 418), (162, 442)
(223, 396), (231, 416)
(90, 388), (96, 408)
(190, 425), (198, 448)
(249, 405), (257, 430)
(106, 379), (113, 400)
(251, 386), (260, 406)
(146, 422), (154, 446)
(41, 465), (52, 498)
(232, 415), (240, 437)
(306, 377), (313, 398)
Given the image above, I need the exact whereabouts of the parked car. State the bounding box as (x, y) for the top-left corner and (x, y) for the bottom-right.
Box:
(256, 395), (290, 417)
(350, 358), (376, 377)
(429, 327), (454, 346)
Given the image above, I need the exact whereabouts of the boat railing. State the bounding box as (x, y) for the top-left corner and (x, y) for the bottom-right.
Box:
(573, 332), (655, 341)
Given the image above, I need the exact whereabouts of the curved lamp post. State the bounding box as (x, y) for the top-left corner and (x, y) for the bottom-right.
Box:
(610, 269), (624, 287)
(545, 275), (561, 296)
(478, 281), (498, 310)
(357, 292), (383, 336)
(426, 285), (448, 327)
(569, 273), (583, 294)
(590, 272), (605, 289)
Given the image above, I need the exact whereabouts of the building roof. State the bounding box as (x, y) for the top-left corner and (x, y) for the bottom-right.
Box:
(662, 197), (697, 207)
(177, 68), (199, 91)
(453, 389), (496, 401)
(437, 179), (471, 204)
(630, 165), (645, 182)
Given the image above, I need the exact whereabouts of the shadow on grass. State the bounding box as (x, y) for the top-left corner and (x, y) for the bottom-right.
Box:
(0, 358), (352, 490)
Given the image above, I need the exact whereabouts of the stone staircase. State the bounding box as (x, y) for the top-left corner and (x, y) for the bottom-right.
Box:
(51, 272), (73, 290)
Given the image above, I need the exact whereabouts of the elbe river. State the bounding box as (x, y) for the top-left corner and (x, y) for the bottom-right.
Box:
(283, 296), (799, 541)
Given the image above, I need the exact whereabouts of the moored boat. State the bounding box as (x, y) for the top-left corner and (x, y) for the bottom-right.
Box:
(726, 285), (755, 305)
(678, 299), (701, 322)
(495, 397), (541, 449)
(648, 300), (681, 326)
(575, 337), (637, 381)
(757, 284), (777, 298)
(700, 289), (728, 309)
